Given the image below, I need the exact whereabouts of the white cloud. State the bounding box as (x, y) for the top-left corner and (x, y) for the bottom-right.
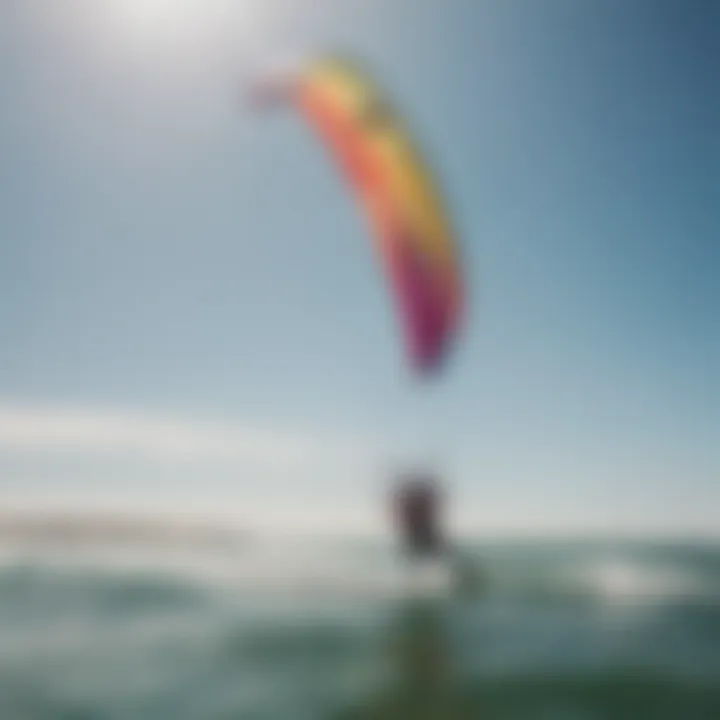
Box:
(3, 403), (715, 538)
(0, 402), (392, 534)
(0, 401), (367, 472)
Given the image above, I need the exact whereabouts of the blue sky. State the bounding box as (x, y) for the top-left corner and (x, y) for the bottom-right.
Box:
(0, 0), (717, 535)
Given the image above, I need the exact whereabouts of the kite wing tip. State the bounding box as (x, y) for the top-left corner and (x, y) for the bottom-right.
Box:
(246, 77), (295, 110)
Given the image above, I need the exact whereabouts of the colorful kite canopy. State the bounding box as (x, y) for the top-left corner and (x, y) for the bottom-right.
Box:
(251, 55), (464, 376)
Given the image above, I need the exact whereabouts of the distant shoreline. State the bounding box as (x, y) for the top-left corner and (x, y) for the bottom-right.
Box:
(0, 511), (247, 550)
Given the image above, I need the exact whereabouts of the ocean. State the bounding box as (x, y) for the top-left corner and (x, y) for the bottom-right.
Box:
(0, 531), (719, 719)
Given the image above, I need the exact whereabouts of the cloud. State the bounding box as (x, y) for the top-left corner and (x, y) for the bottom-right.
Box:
(0, 401), (388, 532)
(0, 403), (716, 538)
(0, 401), (367, 473)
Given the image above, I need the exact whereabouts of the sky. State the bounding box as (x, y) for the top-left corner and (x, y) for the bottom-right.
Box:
(0, 0), (717, 536)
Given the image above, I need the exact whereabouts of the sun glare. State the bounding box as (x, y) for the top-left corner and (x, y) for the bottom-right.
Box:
(116, 0), (200, 26)
(109, 0), (236, 39)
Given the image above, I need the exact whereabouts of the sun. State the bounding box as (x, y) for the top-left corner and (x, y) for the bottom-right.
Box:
(87, 0), (270, 88)
(107, 0), (241, 41)
(113, 0), (205, 29)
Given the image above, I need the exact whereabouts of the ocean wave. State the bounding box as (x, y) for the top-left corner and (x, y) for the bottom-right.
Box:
(0, 540), (719, 720)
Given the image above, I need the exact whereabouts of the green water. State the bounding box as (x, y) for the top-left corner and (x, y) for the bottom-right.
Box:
(0, 539), (718, 719)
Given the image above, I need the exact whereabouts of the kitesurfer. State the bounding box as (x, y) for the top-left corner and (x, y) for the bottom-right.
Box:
(393, 470), (446, 558)
(392, 470), (484, 596)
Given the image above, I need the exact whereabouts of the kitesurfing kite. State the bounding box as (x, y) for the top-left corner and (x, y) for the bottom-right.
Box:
(249, 55), (464, 376)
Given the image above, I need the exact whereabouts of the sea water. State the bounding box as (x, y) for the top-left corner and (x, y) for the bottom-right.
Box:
(0, 535), (719, 719)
